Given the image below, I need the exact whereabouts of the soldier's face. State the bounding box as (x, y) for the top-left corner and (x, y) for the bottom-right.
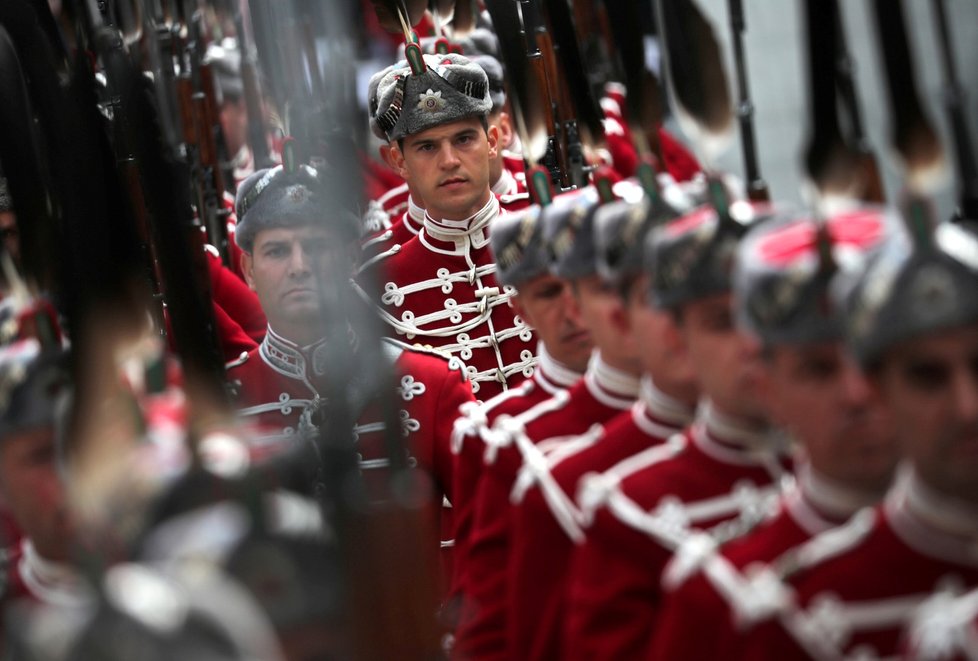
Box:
(0, 426), (73, 562)
(873, 324), (978, 503)
(570, 274), (638, 370)
(762, 342), (896, 493)
(627, 276), (698, 406)
(512, 273), (592, 373)
(392, 117), (498, 221)
(679, 293), (766, 424)
(243, 226), (356, 334)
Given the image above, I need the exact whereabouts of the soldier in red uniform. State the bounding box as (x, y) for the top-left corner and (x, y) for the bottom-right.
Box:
(648, 206), (901, 659)
(452, 190), (644, 659)
(563, 194), (792, 659)
(355, 52), (536, 400)
(504, 188), (702, 660)
(225, 156), (475, 585)
(449, 203), (591, 638)
(0, 342), (89, 631)
(362, 49), (529, 260)
(735, 215), (978, 660)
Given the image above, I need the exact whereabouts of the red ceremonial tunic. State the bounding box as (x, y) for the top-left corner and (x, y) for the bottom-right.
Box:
(451, 356), (640, 660)
(564, 405), (792, 660)
(225, 327), (475, 569)
(648, 464), (880, 660)
(738, 467), (978, 661)
(355, 195), (536, 401)
(506, 377), (695, 660)
(448, 344), (581, 622)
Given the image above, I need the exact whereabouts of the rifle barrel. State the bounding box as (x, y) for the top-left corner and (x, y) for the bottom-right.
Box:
(726, 0), (768, 201)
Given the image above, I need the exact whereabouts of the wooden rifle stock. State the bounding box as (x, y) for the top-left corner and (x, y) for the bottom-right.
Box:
(534, 30), (571, 188)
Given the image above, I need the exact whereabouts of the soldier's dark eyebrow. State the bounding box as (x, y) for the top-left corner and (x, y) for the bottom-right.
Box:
(260, 239), (289, 253)
(453, 128), (479, 141)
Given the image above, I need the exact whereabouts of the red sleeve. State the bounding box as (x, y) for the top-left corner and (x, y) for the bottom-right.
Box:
(451, 446), (523, 660)
(212, 303), (258, 362)
(648, 571), (739, 660)
(430, 367), (475, 503)
(207, 249), (267, 342)
(506, 486), (577, 660)
(564, 509), (671, 659)
(451, 420), (487, 592)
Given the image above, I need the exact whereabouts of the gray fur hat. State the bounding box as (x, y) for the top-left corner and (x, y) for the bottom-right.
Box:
(0, 340), (69, 440)
(469, 54), (506, 112)
(0, 177), (11, 213)
(234, 156), (360, 253)
(595, 185), (689, 286)
(647, 198), (775, 309)
(373, 50), (491, 142)
(491, 205), (549, 287)
(735, 206), (896, 347)
(541, 188), (601, 280)
(457, 28), (501, 58)
(595, 199), (653, 285)
(842, 212), (978, 367)
(367, 63), (398, 141)
(390, 44), (505, 114)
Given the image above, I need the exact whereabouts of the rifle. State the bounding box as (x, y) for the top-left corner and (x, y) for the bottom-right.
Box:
(540, 0), (605, 189)
(231, 0), (273, 171)
(174, 5), (232, 266)
(930, 0), (978, 221)
(726, 0), (769, 202)
(483, 0), (553, 197)
(834, 6), (885, 204)
(519, 0), (565, 187)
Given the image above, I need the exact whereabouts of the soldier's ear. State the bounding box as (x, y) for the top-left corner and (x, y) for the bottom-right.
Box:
(390, 142), (408, 178)
(495, 111), (514, 149)
(241, 252), (257, 291)
(379, 143), (398, 172)
(486, 124), (499, 159)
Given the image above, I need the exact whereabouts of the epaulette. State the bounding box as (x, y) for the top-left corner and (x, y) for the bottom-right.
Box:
(381, 336), (470, 380)
(450, 381), (533, 455)
(224, 351), (250, 369)
(483, 390), (572, 464)
(361, 200), (393, 235)
(203, 243), (221, 259)
(355, 243), (401, 274)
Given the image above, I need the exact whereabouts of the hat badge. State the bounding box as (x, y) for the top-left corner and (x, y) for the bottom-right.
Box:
(418, 89), (446, 113)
